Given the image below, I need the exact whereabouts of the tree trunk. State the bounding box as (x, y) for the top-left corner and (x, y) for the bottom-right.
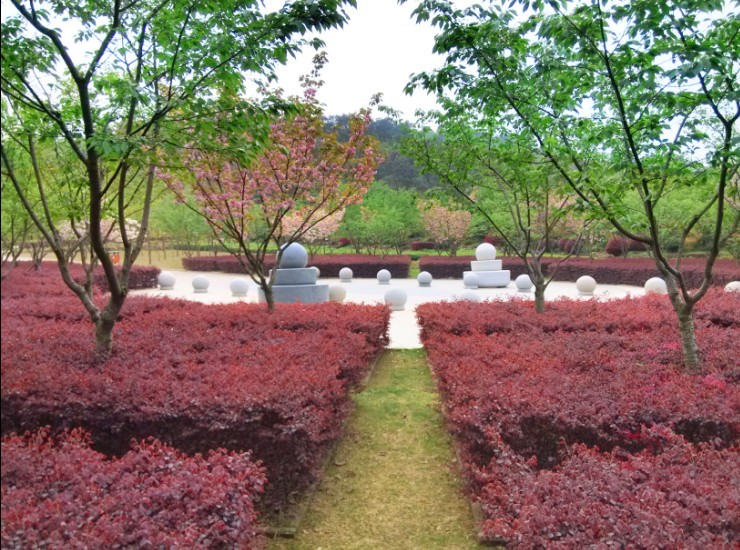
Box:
(94, 313), (116, 358)
(533, 283), (546, 314)
(262, 284), (276, 312)
(672, 300), (701, 373)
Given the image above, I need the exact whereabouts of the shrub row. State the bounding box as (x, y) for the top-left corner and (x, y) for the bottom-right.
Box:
(1, 429), (265, 549)
(2, 265), (390, 514)
(181, 253), (412, 278)
(417, 291), (739, 546)
(410, 241), (436, 250)
(417, 255), (739, 286)
(93, 264), (161, 291)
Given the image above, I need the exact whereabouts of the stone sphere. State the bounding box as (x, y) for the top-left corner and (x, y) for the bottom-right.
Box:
(230, 278), (249, 297)
(192, 275), (210, 293)
(457, 290), (482, 302)
(279, 242), (308, 269)
(645, 277), (668, 295)
(339, 267), (353, 282)
(417, 271), (433, 287)
(515, 274), (534, 292)
(384, 287), (408, 311)
(377, 269), (392, 285)
(158, 271), (175, 290)
(725, 281), (740, 293)
(463, 272), (480, 289)
(475, 242), (497, 261)
(576, 275), (597, 296)
(328, 284), (347, 303)
(312, 266), (321, 278)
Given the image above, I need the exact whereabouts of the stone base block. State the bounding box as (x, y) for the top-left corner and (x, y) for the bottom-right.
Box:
(463, 270), (511, 288)
(271, 268), (318, 286)
(471, 260), (502, 272)
(258, 284), (329, 304)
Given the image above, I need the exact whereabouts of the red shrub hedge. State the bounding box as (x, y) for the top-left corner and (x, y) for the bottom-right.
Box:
(1, 428), (265, 549)
(93, 264), (161, 291)
(604, 236), (647, 256)
(417, 291), (739, 546)
(417, 255), (552, 279)
(182, 253), (412, 278)
(410, 241), (436, 250)
(2, 265), (390, 513)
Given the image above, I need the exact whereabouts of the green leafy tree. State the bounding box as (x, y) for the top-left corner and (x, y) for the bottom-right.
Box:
(407, 0), (739, 370)
(1, 0), (357, 356)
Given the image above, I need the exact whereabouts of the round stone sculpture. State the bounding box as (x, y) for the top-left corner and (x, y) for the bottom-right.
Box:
(463, 272), (480, 289)
(328, 284), (347, 303)
(417, 271), (433, 287)
(158, 271), (175, 290)
(384, 287), (408, 311)
(725, 281), (740, 293)
(230, 278), (249, 297)
(457, 290), (482, 302)
(515, 274), (534, 293)
(645, 277), (668, 295)
(377, 269), (392, 285)
(192, 275), (210, 294)
(339, 267), (353, 282)
(476, 242), (497, 261)
(279, 242), (308, 269)
(576, 275), (597, 296)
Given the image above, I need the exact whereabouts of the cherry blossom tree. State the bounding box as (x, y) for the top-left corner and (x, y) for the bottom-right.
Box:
(421, 201), (472, 256)
(167, 65), (383, 310)
(281, 208), (343, 255)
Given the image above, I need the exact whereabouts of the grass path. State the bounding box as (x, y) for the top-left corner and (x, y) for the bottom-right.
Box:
(268, 349), (480, 550)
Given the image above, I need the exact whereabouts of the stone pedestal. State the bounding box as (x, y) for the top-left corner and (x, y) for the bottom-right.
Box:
(259, 243), (329, 304)
(463, 243), (510, 288)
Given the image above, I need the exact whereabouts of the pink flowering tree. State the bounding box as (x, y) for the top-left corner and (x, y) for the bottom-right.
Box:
(421, 201), (472, 256)
(166, 70), (383, 310)
(281, 208), (344, 256)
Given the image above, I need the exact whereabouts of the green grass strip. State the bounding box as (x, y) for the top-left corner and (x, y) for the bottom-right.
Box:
(268, 349), (480, 549)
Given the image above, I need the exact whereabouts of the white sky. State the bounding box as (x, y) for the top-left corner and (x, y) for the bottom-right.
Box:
(264, 0), (446, 121)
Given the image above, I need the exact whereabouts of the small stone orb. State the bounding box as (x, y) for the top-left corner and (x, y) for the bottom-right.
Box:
(158, 271), (175, 290)
(312, 266), (321, 278)
(475, 242), (497, 261)
(279, 242), (308, 269)
(725, 281), (740, 293)
(417, 271), (433, 287)
(463, 272), (480, 289)
(230, 278), (249, 297)
(576, 275), (597, 296)
(457, 290), (482, 302)
(339, 267), (353, 282)
(645, 277), (668, 295)
(328, 284), (347, 303)
(515, 274), (534, 292)
(377, 269), (392, 285)
(192, 275), (210, 294)
(384, 287), (408, 311)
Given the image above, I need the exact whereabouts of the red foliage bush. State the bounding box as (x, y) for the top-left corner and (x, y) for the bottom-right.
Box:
(1, 428), (265, 549)
(605, 236), (647, 256)
(337, 237), (351, 247)
(417, 291), (739, 546)
(182, 253), (412, 278)
(417, 256), (551, 279)
(483, 235), (504, 246)
(1, 265), (390, 512)
(93, 264), (161, 291)
(410, 241), (436, 250)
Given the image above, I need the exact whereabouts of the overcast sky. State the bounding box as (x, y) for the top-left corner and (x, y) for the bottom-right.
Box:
(264, 0), (445, 121)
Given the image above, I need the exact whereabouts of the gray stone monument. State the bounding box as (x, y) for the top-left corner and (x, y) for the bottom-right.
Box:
(462, 243), (510, 288)
(258, 243), (329, 304)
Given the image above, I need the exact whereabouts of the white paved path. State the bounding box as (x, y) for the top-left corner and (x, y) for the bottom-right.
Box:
(131, 270), (643, 349)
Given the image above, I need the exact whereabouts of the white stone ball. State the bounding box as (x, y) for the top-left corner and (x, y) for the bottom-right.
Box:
(339, 267), (353, 282)
(515, 274), (534, 292)
(475, 243), (497, 261)
(725, 281), (740, 293)
(279, 242), (308, 269)
(377, 269), (392, 285)
(645, 277), (668, 295)
(312, 266), (321, 278)
(192, 275), (210, 293)
(384, 287), (408, 311)
(230, 278), (249, 297)
(576, 275), (597, 296)
(158, 271), (176, 290)
(328, 284), (347, 303)
(457, 290), (482, 302)
(463, 272), (480, 289)
(417, 271), (433, 287)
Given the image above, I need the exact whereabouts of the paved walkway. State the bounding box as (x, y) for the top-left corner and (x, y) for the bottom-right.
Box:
(131, 269), (643, 349)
